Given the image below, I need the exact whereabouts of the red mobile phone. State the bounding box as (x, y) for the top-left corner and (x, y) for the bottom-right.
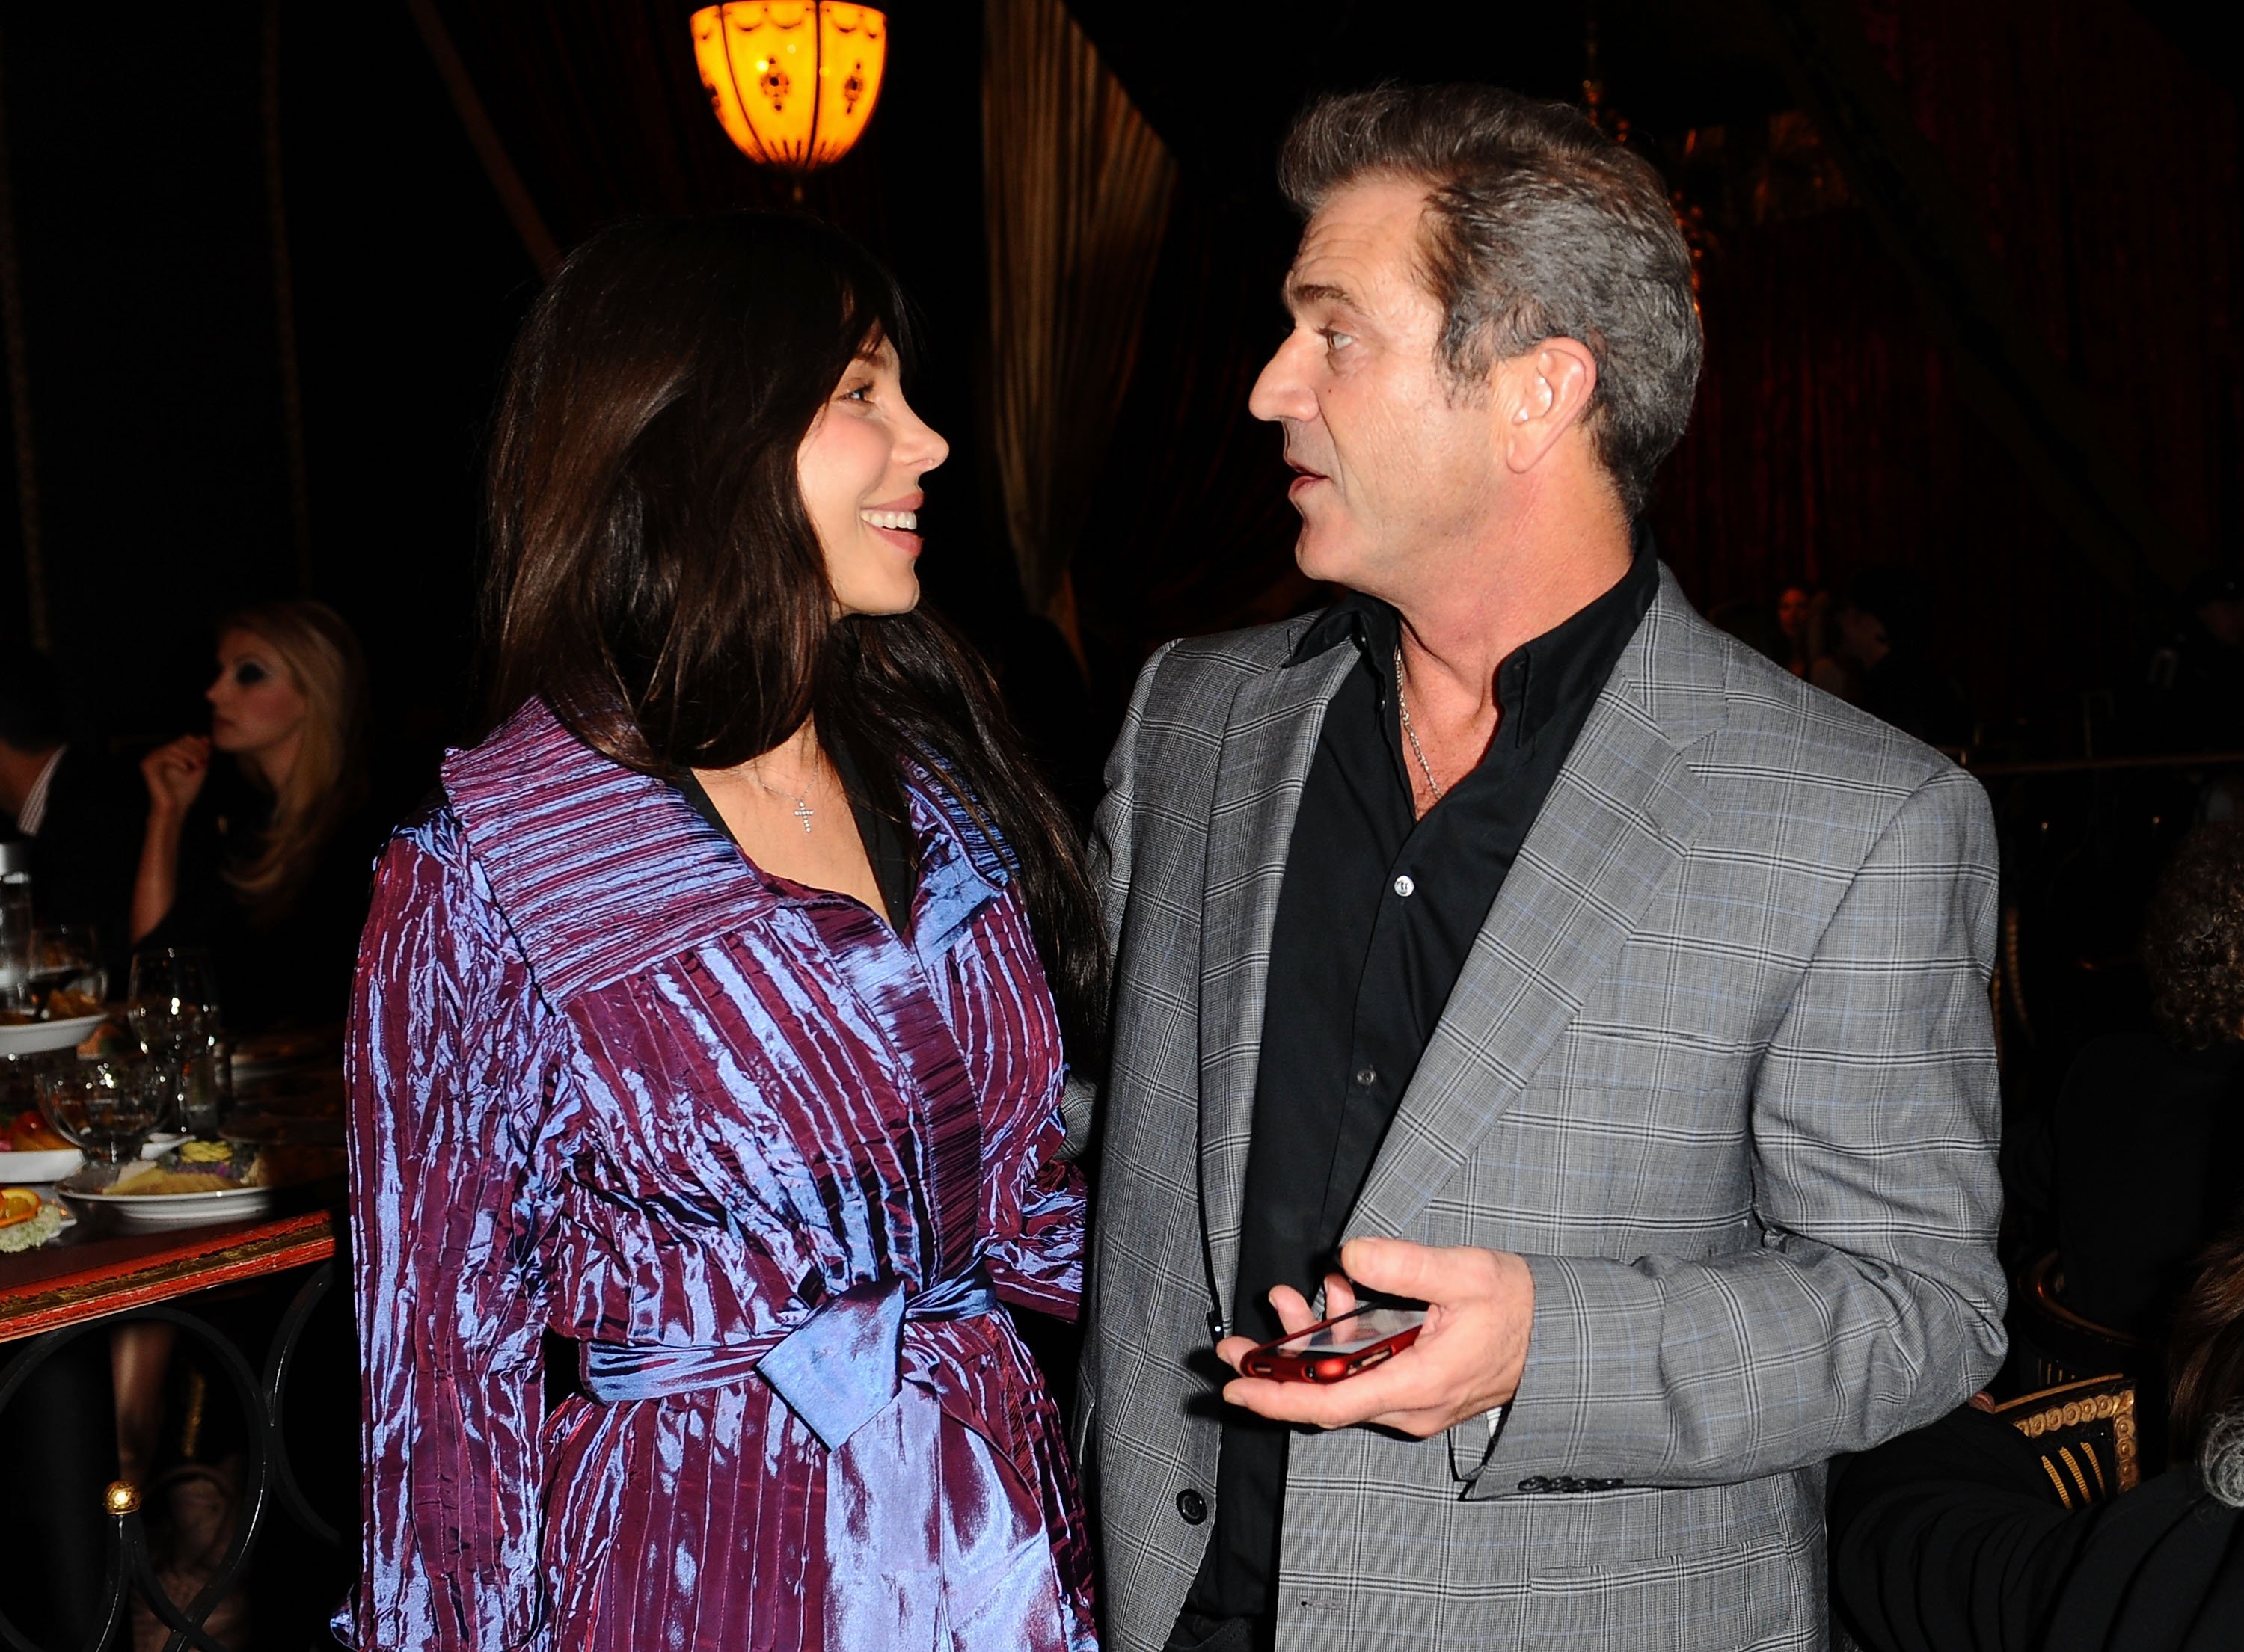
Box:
(1239, 1304), (1428, 1383)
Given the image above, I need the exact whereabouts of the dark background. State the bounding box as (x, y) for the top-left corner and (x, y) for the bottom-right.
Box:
(1, 0), (2239, 1230)
(1, 6), (2237, 1644)
(3, 1), (2236, 767)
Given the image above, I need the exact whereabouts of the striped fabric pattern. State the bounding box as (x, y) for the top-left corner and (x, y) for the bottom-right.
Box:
(343, 701), (1095, 1652)
(1076, 567), (2008, 1651)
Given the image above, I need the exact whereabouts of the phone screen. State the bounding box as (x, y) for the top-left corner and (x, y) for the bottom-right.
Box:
(1269, 1306), (1427, 1356)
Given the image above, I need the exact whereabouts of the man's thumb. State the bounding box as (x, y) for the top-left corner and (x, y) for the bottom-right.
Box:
(1338, 1235), (1441, 1300)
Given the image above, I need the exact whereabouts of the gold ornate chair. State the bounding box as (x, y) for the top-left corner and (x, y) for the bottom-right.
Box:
(1989, 1374), (2139, 1509)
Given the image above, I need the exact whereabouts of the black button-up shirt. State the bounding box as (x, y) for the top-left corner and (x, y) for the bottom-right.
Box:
(1186, 542), (1658, 1621)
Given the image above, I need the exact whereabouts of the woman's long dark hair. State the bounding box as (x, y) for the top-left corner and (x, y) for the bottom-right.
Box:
(482, 213), (1106, 1063)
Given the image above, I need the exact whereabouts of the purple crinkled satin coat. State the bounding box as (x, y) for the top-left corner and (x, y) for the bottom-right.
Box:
(339, 701), (1097, 1652)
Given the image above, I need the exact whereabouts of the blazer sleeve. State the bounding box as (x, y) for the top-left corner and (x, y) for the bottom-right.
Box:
(1059, 639), (1177, 1160)
(1482, 764), (2008, 1491)
(337, 811), (557, 1651)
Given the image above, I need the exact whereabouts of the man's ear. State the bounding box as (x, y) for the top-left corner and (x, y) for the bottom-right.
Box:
(1496, 339), (1598, 476)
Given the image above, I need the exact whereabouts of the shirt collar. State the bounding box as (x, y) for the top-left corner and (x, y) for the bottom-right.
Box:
(16, 745), (64, 836)
(1288, 527), (1658, 746)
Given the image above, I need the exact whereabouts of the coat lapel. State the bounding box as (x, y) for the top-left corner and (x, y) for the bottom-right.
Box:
(1199, 635), (1357, 1327)
(1346, 577), (1723, 1244)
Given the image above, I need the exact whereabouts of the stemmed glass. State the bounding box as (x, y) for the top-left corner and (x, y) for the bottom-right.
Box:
(128, 947), (225, 1134)
(29, 924), (107, 1008)
(37, 1056), (169, 1167)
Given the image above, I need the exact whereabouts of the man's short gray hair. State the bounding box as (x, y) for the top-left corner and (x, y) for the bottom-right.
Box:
(1278, 84), (1703, 518)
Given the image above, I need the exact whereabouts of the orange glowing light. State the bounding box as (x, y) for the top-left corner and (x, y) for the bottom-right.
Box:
(690, 4), (888, 174)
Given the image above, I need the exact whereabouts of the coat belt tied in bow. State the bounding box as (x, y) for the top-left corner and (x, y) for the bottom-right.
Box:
(579, 1269), (1000, 1449)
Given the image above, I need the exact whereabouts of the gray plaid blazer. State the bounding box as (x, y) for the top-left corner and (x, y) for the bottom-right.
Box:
(1072, 568), (2006, 1651)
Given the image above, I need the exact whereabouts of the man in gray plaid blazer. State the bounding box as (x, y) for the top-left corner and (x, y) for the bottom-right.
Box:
(1073, 86), (2005, 1651)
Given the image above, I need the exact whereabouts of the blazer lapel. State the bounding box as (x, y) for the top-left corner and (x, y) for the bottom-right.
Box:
(1347, 580), (1722, 1244)
(1199, 637), (1357, 1327)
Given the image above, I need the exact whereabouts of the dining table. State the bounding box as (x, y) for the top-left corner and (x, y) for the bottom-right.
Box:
(0, 1045), (352, 1652)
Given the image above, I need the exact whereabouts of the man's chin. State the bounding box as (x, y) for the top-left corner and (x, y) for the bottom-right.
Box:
(1293, 526), (1365, 590)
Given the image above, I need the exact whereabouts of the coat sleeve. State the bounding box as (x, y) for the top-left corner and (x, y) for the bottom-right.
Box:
(1480, 764), (2008, 1491)
(1058, 639), (1177, 1160)
(1828, 1405), (2088, 1652)
(336, 810), (556, 1651)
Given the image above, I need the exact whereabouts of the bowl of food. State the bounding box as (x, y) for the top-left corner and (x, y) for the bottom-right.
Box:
(0, 1009), (111, 1058)
(0, 1106), (84, 1182)
(60, 1140), (279, 1226)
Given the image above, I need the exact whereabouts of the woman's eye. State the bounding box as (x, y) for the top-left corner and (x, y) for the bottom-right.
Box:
(233, 663), (267, 687)
(840, 383), (873, 403)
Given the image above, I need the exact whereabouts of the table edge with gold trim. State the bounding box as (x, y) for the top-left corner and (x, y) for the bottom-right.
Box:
(0, 1209), (337, 1344)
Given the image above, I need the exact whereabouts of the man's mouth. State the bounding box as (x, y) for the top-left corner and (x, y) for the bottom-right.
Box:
(1286, 464), (1329, 500)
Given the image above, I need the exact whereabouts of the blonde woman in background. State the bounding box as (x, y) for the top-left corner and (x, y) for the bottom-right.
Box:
(132, 599), (375, 1032)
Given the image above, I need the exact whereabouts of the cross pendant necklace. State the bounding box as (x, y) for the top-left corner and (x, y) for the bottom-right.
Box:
(749, 764), (817, 834)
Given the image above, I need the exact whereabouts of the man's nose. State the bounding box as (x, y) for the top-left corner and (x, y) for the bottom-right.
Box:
(1248, 334), (1317, 425)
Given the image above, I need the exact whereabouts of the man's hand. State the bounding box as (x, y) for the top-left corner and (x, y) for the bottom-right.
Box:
(1215, 1237), (1534, 1437)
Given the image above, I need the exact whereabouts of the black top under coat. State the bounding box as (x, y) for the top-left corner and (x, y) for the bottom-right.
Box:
(673, 738), (916, 933)
(1186, 536), (1658, 1623)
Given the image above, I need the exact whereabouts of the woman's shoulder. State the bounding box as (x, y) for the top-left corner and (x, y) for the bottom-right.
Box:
(901, 747), (1015, 888)
(440, 698), (595, 810)
(367, 792), (476, 891)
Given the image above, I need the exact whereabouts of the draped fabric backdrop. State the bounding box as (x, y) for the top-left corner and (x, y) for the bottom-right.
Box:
(1062, 0), (2239, 746)
(1652, 0), (2240, 734)
(981, 0), (1174, 627)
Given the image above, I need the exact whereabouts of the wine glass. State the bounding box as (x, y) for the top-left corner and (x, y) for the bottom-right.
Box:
(38, 1056), (168, 1167)
(30, 924), (107, 1009)
(0, 877), (31, 1016)
(128, 947), (225, 1133)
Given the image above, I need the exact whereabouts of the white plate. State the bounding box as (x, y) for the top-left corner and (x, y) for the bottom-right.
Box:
(0, 1146), (84, 1181)
(0, 1013), (109, 1057)
(58, 1169), (276, 1226)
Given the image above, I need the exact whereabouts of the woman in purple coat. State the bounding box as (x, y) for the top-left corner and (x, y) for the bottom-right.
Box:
(341, 216), (1105, 1652)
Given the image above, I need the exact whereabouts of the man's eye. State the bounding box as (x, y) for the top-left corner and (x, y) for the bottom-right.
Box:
(1323, 330), (1356, 353)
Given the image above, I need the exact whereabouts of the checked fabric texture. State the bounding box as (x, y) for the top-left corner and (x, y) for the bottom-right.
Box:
(1074, 566), (2008, 1651)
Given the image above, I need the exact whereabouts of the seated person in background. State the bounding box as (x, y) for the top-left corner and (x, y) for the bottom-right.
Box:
(132, 601), (380, 1034)
(1830, 1220), (2244, 1651)
(2058, 823), (2244, 1339)
(1835, 565), (1971, 748)
(1706, 593), (1788, 665)
(0, 654), (145, 986)
(1778, 583), (1813, 677)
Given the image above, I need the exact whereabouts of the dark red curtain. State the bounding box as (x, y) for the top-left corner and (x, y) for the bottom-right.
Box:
(1655, 0), (2240, 730)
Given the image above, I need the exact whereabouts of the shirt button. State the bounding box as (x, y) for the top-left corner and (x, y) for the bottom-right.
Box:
(1176, 1488), (1208, 1524)
(1392, 874), (1416, 897)
(1354, 1065), (1377, 1087)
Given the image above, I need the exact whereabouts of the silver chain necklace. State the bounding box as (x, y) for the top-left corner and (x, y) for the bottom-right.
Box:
(1394, 646), (1444, 802)
(749, 767), (817, 833)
